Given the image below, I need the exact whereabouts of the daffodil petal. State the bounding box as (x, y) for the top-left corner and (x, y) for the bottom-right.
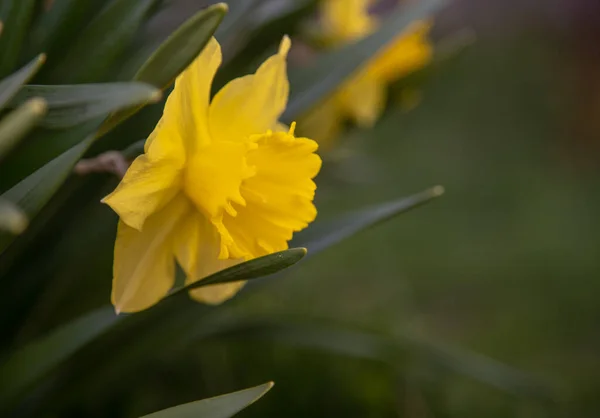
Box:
(173, 212), (245, 304)
(208, 36), (291, 142)
(112, 195), (191, 313)
(338, 70), (386, 127)
(162, 37), (222, 152)
(102, 154), (183, 231)
(143, 118), (186, 164)
(143, 38), (221, 161)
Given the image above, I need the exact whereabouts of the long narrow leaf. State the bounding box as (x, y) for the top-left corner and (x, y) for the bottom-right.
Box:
(0, 135), (104, 252)
(26, 0), (106, 62)
(0, 55), (45, 112)
(0, 137), (93, 252)
(169, 248), (307, 298)
(0, 120), (100, 194)
(134, 3), (227, 87)
(140, 382), (273, 418)
(293, 186), (444, 255)
(0, 0), (36, 78)
(48, 0), (158, 83)
(12, 82), (161, 128)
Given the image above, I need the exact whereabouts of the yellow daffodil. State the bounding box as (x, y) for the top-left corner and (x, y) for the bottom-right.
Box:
(102, 36), (321, 313)
(300, 0), (432, 145)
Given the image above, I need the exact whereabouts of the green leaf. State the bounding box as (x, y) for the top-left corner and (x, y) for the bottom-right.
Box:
(140, 382), (274, 418)
(133, 3), (225, 86)
(26, 0), (106, 62)
(0, 54), (45, 112)
(0, 120), (100, 194)
(12, 82), (161, 129)
(0, 82), (160, 192)
(0, 135), (100, 253)
(0, 137), (92, 230)
(99, 3), (227, 136)
(0, 198), (27, 234)
(0, 98), (47, 160)
(283, 0), (445, 120)
(168, 248), (307, 298)
(123, 2), (228, 83)
(0, 0), (37, 78)
(0, 307), (118, 406)
(48, 0), (159, 83)
(293, 186), (445, 255)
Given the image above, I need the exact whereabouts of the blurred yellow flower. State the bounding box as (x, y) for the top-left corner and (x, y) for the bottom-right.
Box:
(102, 36), (321, 313)
(301, 0), (432, 145)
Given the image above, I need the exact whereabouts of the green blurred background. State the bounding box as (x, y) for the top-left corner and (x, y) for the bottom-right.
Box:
(172, 2), (600, 417)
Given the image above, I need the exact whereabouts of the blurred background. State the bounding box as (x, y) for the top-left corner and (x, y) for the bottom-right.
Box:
(116, 0), (600, 416)
(4, 0), (600, 417)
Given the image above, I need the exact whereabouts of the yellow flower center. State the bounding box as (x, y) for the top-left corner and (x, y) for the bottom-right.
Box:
(184, 124), (320, 261)
(184, 140), (257, 220)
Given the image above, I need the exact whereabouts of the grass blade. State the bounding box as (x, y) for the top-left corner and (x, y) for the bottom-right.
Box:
(48, 0), (158, 83)
(26, 0), (106, 62)
(0, 54), (45, 112)
(294, 186), (445, 255)
(0, 137), (92, 232)
(0, 0), (36, 78)
(12, 82), (161, 129)
(140, 382), (273, 418)
(0, 135), (104, 252)
(168, 248), (307, 298)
